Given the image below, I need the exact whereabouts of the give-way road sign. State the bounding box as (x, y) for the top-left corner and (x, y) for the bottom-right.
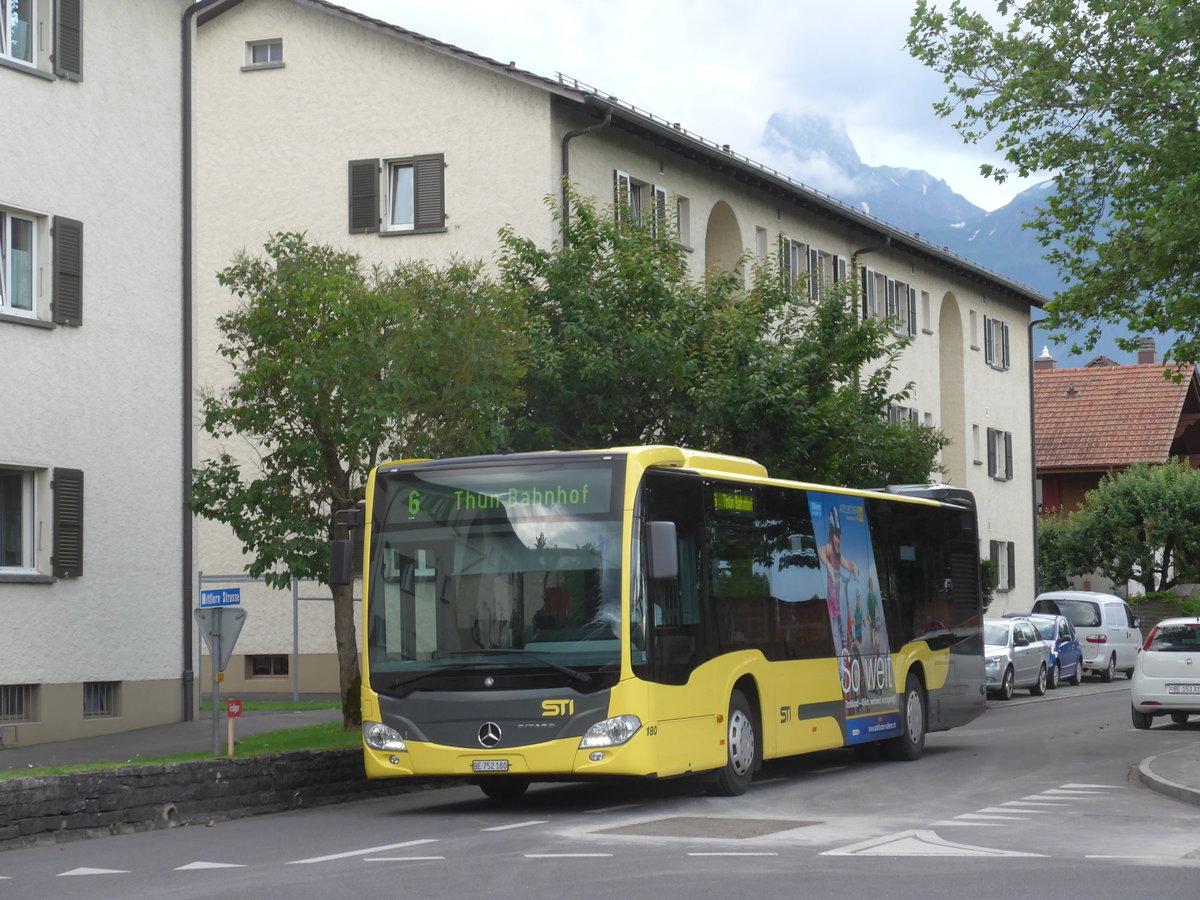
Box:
(193, 606), (246, 674)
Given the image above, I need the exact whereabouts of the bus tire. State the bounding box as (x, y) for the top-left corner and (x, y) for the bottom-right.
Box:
(883, 672), (926, 761)
(706, 689), (758, 796)
(477, 777), (531, 801)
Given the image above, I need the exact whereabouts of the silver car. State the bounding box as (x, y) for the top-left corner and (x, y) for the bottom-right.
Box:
(984, 617), (1051, 700)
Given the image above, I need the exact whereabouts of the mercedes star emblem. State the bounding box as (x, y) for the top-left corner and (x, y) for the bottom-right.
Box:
(478, 722), (502, 747)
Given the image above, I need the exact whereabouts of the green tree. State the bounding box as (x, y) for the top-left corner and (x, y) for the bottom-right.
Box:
(190, 234), (525, 725)
(908, 0), (1200, 363)
(1036, 512), (1089, 590)
(497, 190), (946, 486)
(1072, 460), (1200, 593)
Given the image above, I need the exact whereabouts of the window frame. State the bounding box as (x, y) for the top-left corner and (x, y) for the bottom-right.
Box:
(243, 38), (284, 70)
(0, 208), (38, 319)
(0, 467), (36, 572)
(986, 427), (1014, 481)
(1, 0), (36, 65)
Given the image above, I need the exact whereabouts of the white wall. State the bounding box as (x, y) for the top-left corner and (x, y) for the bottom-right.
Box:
(0, 2), (186, 736)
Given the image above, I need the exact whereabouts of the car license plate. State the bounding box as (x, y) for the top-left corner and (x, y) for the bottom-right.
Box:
(472, 759), (509, 772)
(1167, 684), (1200, 694)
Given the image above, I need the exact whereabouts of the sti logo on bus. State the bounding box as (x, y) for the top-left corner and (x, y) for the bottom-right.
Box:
(542, 699), (574, 717)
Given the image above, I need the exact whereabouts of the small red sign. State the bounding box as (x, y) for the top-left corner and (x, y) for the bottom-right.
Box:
(226, 699), (243, 718)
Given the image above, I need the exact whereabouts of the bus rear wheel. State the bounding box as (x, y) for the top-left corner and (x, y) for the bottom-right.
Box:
(883, 672), (926, 761)
(706, 689), (758, 796)
(477, 777), (531, 801)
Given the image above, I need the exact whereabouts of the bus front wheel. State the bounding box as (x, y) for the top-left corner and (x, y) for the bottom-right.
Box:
(883, 672), (926, 761)
(706, 689), (758, 796)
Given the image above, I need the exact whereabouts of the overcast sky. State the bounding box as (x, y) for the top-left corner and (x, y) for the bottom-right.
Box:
(338, 0), (1036, 212)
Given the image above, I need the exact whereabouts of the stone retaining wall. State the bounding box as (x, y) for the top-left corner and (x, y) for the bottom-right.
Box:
(0, 749), (439, 851)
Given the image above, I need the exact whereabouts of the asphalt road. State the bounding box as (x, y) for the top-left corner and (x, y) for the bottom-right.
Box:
(2, 679), (1198, 899)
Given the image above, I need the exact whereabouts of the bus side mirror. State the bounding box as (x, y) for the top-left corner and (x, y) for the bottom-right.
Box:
(329, 539), (355, 586)
(646, 521), (678, 581)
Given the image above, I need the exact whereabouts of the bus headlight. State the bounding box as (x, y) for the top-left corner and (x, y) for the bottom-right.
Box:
(364, 721), (407, 752)
(579, 715), (641, 748)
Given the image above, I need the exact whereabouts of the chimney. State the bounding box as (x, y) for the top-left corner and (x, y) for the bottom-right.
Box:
(1137, 336), (1157, 364)
(1033, 346), (1056, 371)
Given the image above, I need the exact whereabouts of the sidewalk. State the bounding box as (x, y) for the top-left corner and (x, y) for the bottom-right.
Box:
(1136, 746), (1200, 808)
(0, 704), (342, 773)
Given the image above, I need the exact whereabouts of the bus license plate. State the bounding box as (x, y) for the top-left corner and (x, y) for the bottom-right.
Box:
(1167, 684), (1200, 694)
(472, 760), (509, 772)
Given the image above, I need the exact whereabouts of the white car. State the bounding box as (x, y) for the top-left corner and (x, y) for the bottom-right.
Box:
(984, 617), (1050, 700)
(1032, 590), (1142, 681)
(1131, 617), (1200, 729)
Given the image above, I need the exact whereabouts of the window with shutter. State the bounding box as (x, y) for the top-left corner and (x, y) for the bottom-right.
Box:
(861, 267), (877, 319)
(907, 286), (918, 337)
(52, 467), (83, 578)
(1006, 542), (1016, 589)
(353, 154), (448, 236)
(1001, 321), (1011, 370)
(51, 216), (82, 326)
(983, 315), (995, 365)
(986, 427), (998, 477)
(1003, 431), (1013, 480)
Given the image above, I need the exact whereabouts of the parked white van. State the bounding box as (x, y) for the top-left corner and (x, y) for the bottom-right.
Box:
(1031, 591), (1142, 682)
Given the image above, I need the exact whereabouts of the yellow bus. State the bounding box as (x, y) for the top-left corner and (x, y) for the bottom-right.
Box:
(333, 446), (985, 799)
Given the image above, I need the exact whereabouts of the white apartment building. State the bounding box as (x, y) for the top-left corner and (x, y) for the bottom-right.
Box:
(192, 0), (1042, 697)
(1, 1), (191, 746)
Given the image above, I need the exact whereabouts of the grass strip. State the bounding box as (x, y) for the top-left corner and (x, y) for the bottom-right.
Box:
(0, 722), (359, 780)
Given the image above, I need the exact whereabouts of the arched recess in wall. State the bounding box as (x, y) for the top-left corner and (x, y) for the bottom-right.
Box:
(938, 292), (967, 485)
(704, 201), (743, 279)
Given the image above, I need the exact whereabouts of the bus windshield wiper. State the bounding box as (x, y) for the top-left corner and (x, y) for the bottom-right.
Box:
(388, 664), (481, 691)
(433, 649), (592, 685)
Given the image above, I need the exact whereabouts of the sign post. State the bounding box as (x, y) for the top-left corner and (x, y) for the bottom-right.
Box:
(226, 699), (243, 757)
(194, 604), (246, 757)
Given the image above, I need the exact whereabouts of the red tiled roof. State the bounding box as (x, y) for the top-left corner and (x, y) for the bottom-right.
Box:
(1035, 363), (1198, 470)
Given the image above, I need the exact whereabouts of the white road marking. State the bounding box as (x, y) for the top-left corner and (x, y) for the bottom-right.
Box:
(525, 853), (613, 858)
(1040, 788), (1107, 796)
(1063, 783), (1122, 789)
(482, 820), (548, 832)
(58, 867), (130, 876)
(929, 820), (1004, 827)
(953, 813), (1027, 821)
(289, 839), (438, 864)
(176, 861), (247, 870)
(1019, 796), (1071, 803)
(978, 806), (1049, 814)
(687, 852), (779, 857)
(364, 856), (446, 862)
(823, 829), (1044, 857)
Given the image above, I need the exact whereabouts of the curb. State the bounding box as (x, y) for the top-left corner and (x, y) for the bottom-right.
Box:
(1134, 753), (1200, 808)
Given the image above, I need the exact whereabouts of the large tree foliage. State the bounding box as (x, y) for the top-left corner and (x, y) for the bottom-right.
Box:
(1037, 460), (1200, 593)
(497, 191), (946, 486)
(190, 234), (525, 723)
(908, 0), (1200, 363)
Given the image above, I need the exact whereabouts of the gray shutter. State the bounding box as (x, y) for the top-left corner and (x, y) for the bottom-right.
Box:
(989, 540), (999, 585)
(51, 216), (83, 326)
(347, 159), (379, 234)
(412, 154), (445, 230)
(52, 468), (84, 577)
(54, 0), (83, 81)
(907, 286), (918, 337)
(1001, 322), (1011, 369)
(1006, 542), (1016, 589)
(986, 428), (997, 477)
(1004, 431), (1013, 480)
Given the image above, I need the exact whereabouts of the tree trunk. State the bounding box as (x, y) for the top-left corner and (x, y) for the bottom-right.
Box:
(331, 580), (360, 728)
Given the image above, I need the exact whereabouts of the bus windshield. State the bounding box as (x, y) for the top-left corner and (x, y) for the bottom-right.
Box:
(366, 458), (624, 695)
